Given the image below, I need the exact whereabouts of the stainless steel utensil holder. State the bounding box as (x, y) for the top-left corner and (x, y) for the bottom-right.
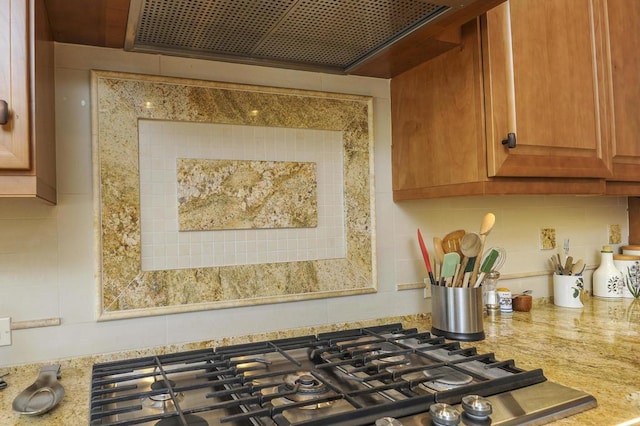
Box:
(430, 284), (485, 341)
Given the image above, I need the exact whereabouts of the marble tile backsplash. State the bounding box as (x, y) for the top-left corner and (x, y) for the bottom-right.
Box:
(93, 71), (375, 318)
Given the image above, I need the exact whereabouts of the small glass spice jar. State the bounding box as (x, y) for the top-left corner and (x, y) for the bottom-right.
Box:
(483, 271), (501, 314)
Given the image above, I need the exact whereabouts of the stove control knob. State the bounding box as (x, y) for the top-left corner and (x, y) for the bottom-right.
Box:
(375, 417), (403, 426)
(461, 395), (493, 419)
(430, 402), (461, 426)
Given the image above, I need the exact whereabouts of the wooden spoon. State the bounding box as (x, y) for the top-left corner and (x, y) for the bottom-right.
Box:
(454, 232), (482, 287)
(571, 259), (585, 275)
(470, 213), (496, 285)
(562, 256), (574, 275)
(433, 237), (445, 280)
(442, 229), (466, 255)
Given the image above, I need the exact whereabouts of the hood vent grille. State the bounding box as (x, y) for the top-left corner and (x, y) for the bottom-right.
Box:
(126, 0), (451, 73)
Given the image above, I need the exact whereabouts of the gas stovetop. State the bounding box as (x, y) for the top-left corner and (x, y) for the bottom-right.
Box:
(89, 323), (596, 425)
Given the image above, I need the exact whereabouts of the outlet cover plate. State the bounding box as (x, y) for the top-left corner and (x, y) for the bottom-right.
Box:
(423, 278), (432, 298)
(0, 317), (11, 346)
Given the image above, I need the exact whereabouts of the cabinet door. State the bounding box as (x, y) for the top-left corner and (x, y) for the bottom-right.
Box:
(608, 0), (640, 181)
(0, 0), (30, 170)
(392, 22), (486, 196)
(483, 0), (612, 178)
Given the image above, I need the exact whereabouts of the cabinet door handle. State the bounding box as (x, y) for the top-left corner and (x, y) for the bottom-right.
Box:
(501, 133), (516, 149)
(0, 100), (8, 125)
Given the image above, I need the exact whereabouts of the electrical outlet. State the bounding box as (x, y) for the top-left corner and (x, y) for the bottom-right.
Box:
(0, 317), (11, 346)
(609, 224), (622, 244)
(423, 278), (432, 298)
(540, 228), (556, 250)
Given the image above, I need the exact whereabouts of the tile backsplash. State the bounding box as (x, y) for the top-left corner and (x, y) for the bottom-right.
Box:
(139, 121), (345, 271)
(92, 71), (375, 318)
(0, 42), (630, 367)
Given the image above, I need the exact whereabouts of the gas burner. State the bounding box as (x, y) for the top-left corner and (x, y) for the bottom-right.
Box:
(282, 372), (328, 399)
(150, 379), (176, 400)
(155, 414), (209, 426)
(264, 371), (335, 410)
(422, 367), (473, 392)
(369, 342), (410, 365)
(142, 379), (184, 409)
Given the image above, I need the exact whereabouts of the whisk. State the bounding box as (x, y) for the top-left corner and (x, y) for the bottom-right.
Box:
(484, 246), (507, 272)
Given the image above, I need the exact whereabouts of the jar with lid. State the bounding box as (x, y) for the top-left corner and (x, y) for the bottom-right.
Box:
(483, 271), (501, 313)
(592, 245), (624, 298)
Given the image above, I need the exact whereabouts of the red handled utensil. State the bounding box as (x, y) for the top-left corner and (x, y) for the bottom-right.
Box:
(418, 228), (437, 286)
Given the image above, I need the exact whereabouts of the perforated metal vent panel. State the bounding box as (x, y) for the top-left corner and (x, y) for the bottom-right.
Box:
(127, 0), (451, 72)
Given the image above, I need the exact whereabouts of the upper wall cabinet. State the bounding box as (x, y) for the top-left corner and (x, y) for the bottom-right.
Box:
(0, 0), (56, 203)
(605, 0), (640, 194)
(391, 0), (614, 201)
(483, 0), (611, 179)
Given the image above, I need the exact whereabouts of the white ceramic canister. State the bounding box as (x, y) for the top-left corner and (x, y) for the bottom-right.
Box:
(553, 274), (584, 308)
(592, 245), (624, 298)
(614, 254), (640, 299)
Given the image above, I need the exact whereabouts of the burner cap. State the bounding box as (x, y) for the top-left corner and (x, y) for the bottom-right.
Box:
(147, 379), (183, 404)
(155, 414), (208, 426)
(151, 379), (175, 391)
(283, 372), (327, 395)
(369, 342), (409, 364)
(435, 371), (473, 386)
(422, 368), (473, 392)
(423, 368), (473, 385)
(278, 371), (333, 409)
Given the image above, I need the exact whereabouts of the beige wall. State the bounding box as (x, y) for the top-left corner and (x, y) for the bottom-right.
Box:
(0, 43), (628, 367)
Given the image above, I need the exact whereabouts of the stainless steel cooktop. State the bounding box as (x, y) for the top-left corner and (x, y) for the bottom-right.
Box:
(89, 323), (596, 425)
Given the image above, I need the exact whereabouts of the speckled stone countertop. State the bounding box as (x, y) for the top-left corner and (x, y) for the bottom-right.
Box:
(1, 297), (639, 425)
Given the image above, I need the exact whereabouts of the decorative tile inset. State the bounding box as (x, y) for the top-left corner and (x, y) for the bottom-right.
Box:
(609, 224), (622, 244)
(92, 71), (376, 320)
(177, 159), (318, 231)
(540, 228), (556, 250)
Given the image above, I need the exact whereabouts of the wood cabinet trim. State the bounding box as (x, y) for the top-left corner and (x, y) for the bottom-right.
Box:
(0, 0), (31, 170)
(394, 178), (606, 201)
(0, 0), (56, 203)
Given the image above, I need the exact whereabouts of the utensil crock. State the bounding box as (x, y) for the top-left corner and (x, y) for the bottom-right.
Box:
(430, 284), (484, 341)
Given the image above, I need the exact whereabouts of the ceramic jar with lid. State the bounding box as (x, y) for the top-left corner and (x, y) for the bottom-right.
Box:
(593, 245), (624, 298)
(613, 254), (640, 299)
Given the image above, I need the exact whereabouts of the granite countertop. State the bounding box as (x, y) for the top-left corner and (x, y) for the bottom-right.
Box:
(1, 297), (639, 425)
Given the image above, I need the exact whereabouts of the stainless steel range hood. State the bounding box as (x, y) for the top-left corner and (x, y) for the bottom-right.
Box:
(124, 0), (503, 77)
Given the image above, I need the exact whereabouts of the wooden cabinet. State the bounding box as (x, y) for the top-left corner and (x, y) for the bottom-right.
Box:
(604, 0), (640, 195)
(483, 0), (611, 179)
(391, 0), (612, 201)
(0, 0), (56, 203)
